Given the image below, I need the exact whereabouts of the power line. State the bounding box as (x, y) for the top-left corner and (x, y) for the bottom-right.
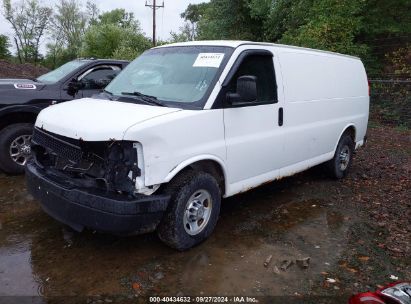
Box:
(145, 0), (164, 47)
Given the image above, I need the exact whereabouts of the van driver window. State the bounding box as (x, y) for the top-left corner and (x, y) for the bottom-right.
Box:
(229, 55), (277, 104)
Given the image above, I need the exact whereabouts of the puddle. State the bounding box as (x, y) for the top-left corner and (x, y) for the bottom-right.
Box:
(0, 171), (363, 300)
(0, 241), (40, 296)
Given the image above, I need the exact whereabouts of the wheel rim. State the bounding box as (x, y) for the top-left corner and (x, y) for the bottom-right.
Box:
(9, 134), (32, 166)
(183, 189), (213, 236)
(339, 145), (350, 171)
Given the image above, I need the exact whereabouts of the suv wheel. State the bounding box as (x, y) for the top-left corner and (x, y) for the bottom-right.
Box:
(157, 171), (221, 250)
(326, 133), (355, 179)
(0, 123), (33, 175)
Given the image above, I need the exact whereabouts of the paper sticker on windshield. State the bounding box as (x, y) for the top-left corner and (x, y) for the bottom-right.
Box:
(14, 83), (36, 90)
(193, 53), (225, 68)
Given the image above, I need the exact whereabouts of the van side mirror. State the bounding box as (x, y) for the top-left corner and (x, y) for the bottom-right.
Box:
(227, 75), (258, 106)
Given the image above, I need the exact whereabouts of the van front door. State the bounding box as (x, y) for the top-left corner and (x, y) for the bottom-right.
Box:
(222, 51), (286, 194)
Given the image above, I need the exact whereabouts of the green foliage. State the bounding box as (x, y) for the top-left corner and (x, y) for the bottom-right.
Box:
(373, 45), (411, 127)
(1, 0), (408, 76)
(81, 7), (150, 60)
(43, 43), (77, 69)
(279, 0), (369, 57)
(385, 46), (411, 77)
(0, 34), (11, 59)
(111, 44), (143, 62)
(94, 8), (140, 30)
(42, 0), (89, 68)
(247, 0), (271, 20)
(197, 0), (263, 41)
(2, 0), (52, 63)
(169, 23), (194, 43)
(174, 3), (210, 42)
(86, 1), (99, 25)
(263, 0), (314, 42)
(43, 5), (151, 64)
(52, 0), (88, 54)
(181, 3), (209, 24)
(192, 0), (410, 72)
(362, 0), (411, 37)
(81, 23), (151, 60)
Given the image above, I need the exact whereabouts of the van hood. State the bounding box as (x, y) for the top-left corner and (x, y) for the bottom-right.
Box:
(35, 98), (182, 141)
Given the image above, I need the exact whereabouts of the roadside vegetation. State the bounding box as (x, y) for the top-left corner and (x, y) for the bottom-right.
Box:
(0, 0), (151, 67)
(0, 0), (409, 127)
(0, 0), (409, 70)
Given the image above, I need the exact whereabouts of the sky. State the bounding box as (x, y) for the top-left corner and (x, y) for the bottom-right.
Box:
(0, 0), (209, 54)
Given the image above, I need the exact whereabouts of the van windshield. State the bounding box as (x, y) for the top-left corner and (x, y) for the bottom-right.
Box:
(37, 60), (90, 84)
(104, 46), (232, 108)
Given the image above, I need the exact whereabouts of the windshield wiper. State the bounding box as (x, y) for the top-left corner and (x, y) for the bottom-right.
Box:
(121, 91), (165, 107)
(102, 89), (115, 100)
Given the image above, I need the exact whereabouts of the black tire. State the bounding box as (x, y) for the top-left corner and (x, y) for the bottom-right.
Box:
(0, 123), (34, 175)
(157, 171), (221, 250)
(326, 133), (355, 179)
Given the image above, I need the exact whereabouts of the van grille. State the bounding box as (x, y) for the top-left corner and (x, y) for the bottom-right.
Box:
(32, 128), (83, 163)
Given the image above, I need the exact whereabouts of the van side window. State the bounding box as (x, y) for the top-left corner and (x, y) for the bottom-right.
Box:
(228, 55), (277, 104)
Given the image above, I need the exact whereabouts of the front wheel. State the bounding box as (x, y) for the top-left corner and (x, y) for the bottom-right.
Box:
(326, 133), (355, 179)
(157, 172), (221, 250)
(0, 123), (33, 175)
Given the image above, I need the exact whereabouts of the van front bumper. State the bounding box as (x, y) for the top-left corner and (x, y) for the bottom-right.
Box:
(26, 162), (170, 234)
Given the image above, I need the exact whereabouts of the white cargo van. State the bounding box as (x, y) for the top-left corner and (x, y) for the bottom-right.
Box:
(26, 41), (369, 250)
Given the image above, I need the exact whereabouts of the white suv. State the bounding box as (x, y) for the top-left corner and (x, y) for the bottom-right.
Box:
(26, 41), (369, 250)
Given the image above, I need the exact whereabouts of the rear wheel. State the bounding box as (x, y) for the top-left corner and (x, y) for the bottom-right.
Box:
(326, 133), (355, 179)
(0, 123), (33, 175)
(157, 171), (221, 250)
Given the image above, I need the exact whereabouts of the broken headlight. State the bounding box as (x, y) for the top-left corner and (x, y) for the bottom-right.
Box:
(104, 142), (140, 193)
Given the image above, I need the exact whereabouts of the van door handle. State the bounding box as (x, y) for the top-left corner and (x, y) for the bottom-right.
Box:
(278, 107), (284, 126)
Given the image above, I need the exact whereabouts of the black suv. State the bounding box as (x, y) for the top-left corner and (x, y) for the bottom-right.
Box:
(0, 58), (129, 174)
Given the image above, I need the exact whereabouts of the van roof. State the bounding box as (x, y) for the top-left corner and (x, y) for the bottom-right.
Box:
(156, 40), (361, 60)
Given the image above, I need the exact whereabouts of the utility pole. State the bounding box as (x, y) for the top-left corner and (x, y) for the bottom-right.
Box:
(145, 0), (164, 47)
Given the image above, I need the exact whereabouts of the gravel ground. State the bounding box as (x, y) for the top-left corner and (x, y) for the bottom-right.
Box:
(0, 60), (48, 79)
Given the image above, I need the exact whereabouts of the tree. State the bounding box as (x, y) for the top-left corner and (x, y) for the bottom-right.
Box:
(81, 23), (151, 60)
(81, 8), (151, 60)
(0, 34), (11, 59)
(44, 0), (95, 67)
(279, 0), (369, 58)
(262, 0), (313, 42)
(86, 1), (99, 25)
(51, 0), (88, 57)
(94, 8), (139, 30)
(43, 39), (75, 69)
(186, 0), (410, 72)
(359, 0), (411, 70)
(180, 3), (209, 40)
(196, 0), (263, 41)
(361, 0), (411, 38)
(2, 0), (52, 63)
(169, 23), (194, 43)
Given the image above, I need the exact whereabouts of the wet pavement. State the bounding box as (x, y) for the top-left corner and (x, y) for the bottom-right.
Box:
(0, 127), (410, 303)
(0, 170), (369, 302)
